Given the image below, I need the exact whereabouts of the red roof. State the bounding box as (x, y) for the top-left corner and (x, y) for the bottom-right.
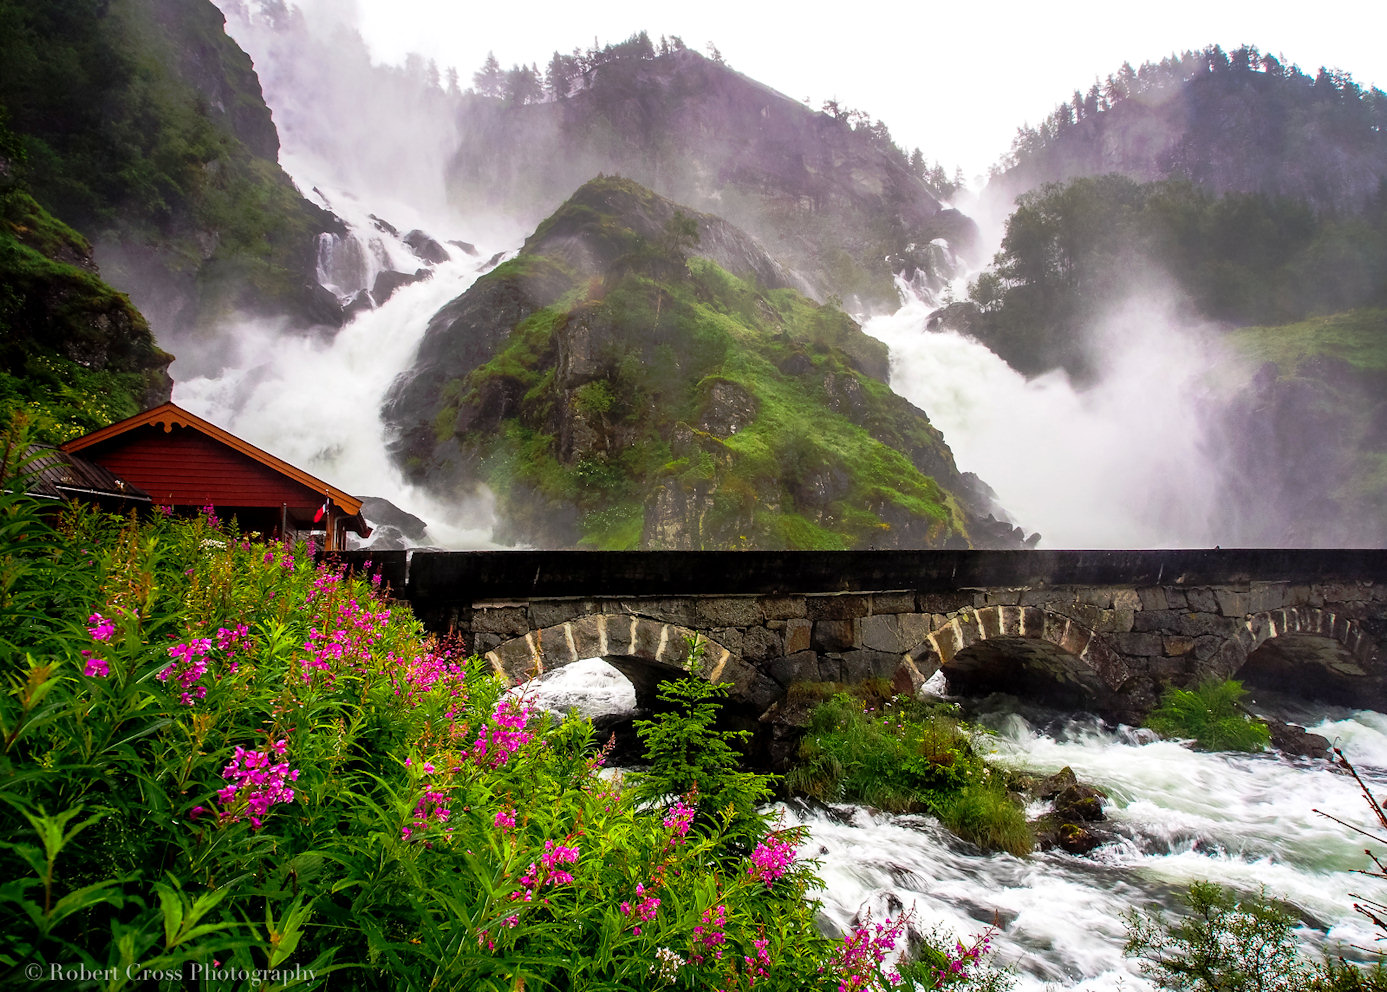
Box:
(63, 403), (370, 539)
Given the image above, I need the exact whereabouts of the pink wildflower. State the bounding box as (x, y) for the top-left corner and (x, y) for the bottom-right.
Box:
(214, 744), (299, 829)
(87, 612), (115, 641)
(81, 652), (109, 678)
(748, 834), (797, 887)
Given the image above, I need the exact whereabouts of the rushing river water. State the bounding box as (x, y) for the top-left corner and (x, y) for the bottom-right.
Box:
(523, 663), (1387, 989)
(788, 696), (1387, 990)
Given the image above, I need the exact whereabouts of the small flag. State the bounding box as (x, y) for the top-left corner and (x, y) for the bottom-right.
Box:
(313, 498), (328, 523)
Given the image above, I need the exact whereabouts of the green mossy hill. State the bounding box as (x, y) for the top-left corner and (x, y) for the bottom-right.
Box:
(0, 186), (172, 444)
(0, 0), (341, 336)
(449, 47), (972, 312)
(385, 177), (1022, 550)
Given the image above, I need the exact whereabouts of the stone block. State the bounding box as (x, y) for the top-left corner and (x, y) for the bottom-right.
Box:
(1111, 608), (1136, 632)
(470, 606), (531, 637)
(1213, 589), (1250, 618)
(785, 619), (812, 654)
(1249, 583), (1290, 613)
(921, 592), (975, 613)
(1132, 611), (1183, 634)
(710, 627), (745, 656)
(1193, 636), (1223, 661)
(861, 614), (905, 653)
(807, 595), (870, 620)
(618, 598), (697, 627)
(983, 588), (1023, 606)
(1063, 603), (1105, 631)
(1162, 635), (1196, 657)
(896, 613), (933, 651)
(1112, 589), (1142, 611)
(812, 619), (857, 653)
(930, 623), (961, 663)
(1136, 587), (1169, 611)
(473, 632), (501, 655)
(528, 601), (589, 628)
(842, 649), (900, 682)
(871, 591), (916, 614)
(1074, 587), (1116, 608)
(766, 651), (819, 687)
(1114, 631), (1165, 656)
(741, 625), (784, 662)
(695, 596), (762, 628)
(978, 606), (1005, 639)
(817, 656), (846, 682)
(1163, 588), (1189, 609)
(1185, 588), (1219, 613)
(760, 595), (806, 620)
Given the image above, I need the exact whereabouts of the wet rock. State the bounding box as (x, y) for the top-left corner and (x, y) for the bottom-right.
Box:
(404, 229), (451, 264)
(371, 267), (430, 305)
(1265, 719), (1331, 760)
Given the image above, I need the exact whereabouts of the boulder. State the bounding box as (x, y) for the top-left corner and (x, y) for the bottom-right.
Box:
(404, 229), (451, 264)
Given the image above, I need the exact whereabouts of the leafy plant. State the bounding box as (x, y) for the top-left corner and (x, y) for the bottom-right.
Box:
(1144, 679), (1271, 751)
(786, 692), (1033, 855)
(1124, 882), (1386, 992)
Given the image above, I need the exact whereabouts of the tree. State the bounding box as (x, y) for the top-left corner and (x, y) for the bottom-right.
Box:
(472, 51), (502, 98)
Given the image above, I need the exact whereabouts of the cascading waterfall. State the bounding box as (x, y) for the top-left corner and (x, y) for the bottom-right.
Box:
(863, 281), (1233, 549)
(171, 176), (509, 548)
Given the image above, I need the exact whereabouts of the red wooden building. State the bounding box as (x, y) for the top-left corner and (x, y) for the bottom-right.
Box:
(63, 403), (370, 549)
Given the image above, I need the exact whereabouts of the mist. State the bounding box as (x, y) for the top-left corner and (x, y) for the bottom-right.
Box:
(867, 290), (1240, 549)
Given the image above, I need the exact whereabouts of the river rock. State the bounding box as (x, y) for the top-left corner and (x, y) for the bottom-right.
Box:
(1265, 719), (1332, 760)
(404, 229), (451, 264)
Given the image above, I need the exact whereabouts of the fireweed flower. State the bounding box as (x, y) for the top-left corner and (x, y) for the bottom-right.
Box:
(748, 834), (798, 887)
(691, 904), (729, 964)
(471, 697), (532, 769)
(159, 638), (213, 705)
(494, 806), (516, 831)
(215, 742), (299, 829)
(663, 797), (696, 842)
(87, 612), (116, 641)
(620, 883), (661, 935)
(80, 651), (109, 677)
(402, 788), (452, 840)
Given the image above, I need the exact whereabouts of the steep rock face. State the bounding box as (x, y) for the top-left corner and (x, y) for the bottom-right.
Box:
(0, 0), (342, 342)
(448, 50), (973, 312)
(0, 187), (172, 440)
(384, 177), (1027, 550)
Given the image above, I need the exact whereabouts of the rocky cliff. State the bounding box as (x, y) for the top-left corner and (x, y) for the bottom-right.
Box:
(985, 47), (1387, 216)
(0, 0), (342, 344)
(448, 49), (976, 313)
(384, 177), (1030, 550)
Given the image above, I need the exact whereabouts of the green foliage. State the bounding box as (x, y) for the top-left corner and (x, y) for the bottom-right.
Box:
(786, 693), (1033, 855)
(1144, 679), (1271, 752)
(634, 643), (776, 851)
(0, 480), (980, 990)
(1124, 882), (1387, 992)
(969, 176), (1387, 380)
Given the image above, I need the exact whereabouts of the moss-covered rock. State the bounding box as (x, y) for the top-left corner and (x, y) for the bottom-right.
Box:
(0, 188), (171, 442)
(384, 176), (1025, 550)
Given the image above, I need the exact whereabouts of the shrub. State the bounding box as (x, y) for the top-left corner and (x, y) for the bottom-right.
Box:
(1124, 882), (1387, 992)
(786, 692), (1033, 854)
(1144, 679), (1271, 751)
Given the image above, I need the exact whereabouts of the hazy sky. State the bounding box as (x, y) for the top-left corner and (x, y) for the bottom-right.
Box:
(349, 0), (1386, 183)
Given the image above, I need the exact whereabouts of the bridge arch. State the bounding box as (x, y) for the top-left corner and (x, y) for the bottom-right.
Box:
(483, 614), (761, 708)
(1221, 606), (1383, 707)
(904, 604), (1132, 707)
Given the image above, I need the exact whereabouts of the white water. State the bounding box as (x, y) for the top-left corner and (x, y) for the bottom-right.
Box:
(785, 702), (1387, 989)
(172, 224), (506, 548)
(862, 294), (1233, 549)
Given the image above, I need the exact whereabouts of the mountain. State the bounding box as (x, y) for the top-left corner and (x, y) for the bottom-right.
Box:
(985, 45), (1387, 215)
(0, 0), (343, 345)
(447, 44), (976, 313)
(383, 177), (1030, 550)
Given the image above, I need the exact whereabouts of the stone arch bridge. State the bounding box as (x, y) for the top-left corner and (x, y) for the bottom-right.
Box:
(345, 549), (1387, 721)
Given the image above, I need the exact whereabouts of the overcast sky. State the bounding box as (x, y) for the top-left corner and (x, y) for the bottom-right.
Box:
(346, 0), (1386, 183)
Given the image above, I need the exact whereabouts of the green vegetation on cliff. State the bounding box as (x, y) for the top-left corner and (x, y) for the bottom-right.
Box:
(388, 177), (1001, 550)
(0, 0), (335, 330)
(968, 175), (1387, 381)
(0, 115), (171, 441)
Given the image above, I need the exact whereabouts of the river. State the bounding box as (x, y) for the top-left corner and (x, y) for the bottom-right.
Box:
(524, 661), (1387, 989)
